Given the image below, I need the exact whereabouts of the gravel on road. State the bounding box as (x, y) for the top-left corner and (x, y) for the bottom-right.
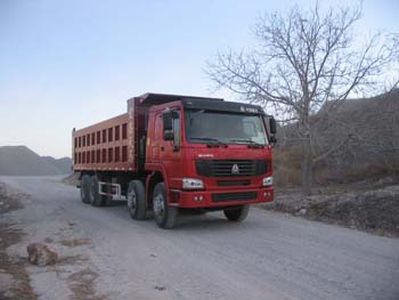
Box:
(1, 176), (398, 300)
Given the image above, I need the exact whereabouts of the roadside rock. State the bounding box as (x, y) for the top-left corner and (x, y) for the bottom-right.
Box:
(296, 208), (307, 216)
(27, 243), (58, 266)
(154, 285), (166, 291)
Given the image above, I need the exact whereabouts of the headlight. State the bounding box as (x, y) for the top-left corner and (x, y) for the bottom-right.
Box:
(262, 176), (273, 186)
(182, 178), (204, 190)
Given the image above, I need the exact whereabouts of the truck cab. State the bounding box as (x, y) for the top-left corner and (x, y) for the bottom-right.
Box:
(142, 97), (275, 227)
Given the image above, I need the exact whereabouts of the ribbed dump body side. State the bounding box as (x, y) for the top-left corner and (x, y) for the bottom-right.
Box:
(72, 113), (134, 172)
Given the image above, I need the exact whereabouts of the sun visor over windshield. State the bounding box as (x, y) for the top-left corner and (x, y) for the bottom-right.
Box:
(182, 99), (264, 115)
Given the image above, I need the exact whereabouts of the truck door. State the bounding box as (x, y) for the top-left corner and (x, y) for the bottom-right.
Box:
(149, 112), (163, 162)
(160, 109), (182, 189)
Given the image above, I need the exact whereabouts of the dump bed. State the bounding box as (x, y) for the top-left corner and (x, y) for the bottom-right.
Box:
(73, 113), (135, 171)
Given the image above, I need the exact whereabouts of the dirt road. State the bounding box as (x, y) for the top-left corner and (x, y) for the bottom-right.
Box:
(1, 176), (398, 300)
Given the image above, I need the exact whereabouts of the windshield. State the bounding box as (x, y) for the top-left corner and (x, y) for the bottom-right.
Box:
(185, 110), (268, 145)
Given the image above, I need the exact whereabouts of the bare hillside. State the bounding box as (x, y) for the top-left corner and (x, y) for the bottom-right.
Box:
(0, 146), (72, 176)
(275, 89), (399, 186)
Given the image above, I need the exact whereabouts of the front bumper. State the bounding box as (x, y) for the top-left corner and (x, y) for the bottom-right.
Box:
(169, 187), (274, 208)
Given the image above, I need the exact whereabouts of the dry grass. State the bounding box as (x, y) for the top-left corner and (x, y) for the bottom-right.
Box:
(273, 147), (398, 188)
(273, 147), (303, 187)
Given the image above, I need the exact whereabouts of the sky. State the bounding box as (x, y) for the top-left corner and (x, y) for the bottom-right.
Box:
(1, 0), (398, 158)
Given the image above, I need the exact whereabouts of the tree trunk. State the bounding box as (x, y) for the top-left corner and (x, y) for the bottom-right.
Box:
(302, 132), (313, 196)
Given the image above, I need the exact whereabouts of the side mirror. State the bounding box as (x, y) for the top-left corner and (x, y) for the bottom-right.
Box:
(164, 130), (174, 141)
(163, 110), (180, 144)
(269, 117), (277, 134)
(171, 110), (179, 119)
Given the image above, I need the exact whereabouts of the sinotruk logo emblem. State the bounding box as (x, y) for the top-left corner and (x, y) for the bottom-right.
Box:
(231, 164), (240, 174)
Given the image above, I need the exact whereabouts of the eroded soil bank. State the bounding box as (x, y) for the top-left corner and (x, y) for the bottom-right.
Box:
(262, 177), (399, 237)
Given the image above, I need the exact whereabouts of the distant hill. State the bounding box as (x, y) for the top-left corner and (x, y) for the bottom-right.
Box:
(0, 146), (72, 176)
(41, 156), (72, 174)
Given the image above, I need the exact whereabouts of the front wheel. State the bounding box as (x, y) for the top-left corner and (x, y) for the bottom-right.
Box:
(153, 182), (177, 229)
(223, 205), (250, 222)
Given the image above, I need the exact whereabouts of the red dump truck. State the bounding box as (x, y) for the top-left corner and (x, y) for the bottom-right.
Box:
(72, 93), (276, 228)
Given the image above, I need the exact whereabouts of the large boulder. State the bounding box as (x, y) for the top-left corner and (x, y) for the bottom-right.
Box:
(27, 243), (58, 266)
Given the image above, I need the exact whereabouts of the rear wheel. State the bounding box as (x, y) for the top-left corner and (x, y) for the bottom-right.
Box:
(80, 175), (91, 204)
(223, 205), (250, 222)
(153, 182), (177, 229)
(89, 175), (104, 206)
(127, 180), (147, 220)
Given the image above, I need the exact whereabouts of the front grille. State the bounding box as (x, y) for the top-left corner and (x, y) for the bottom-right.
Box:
(217, 180), (251, 187)
(196, 160), (267, 177)
(212, 191), (258, 202)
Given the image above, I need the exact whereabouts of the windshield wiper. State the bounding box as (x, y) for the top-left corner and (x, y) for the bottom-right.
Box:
(229, 139), (265, 148)
(191, 137), (227, 147)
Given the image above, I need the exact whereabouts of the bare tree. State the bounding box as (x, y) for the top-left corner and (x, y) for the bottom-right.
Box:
(206, 3), (396, 195)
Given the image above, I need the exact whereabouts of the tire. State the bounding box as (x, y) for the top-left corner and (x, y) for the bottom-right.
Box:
(223, 205), (250, 222)
(127, 180), (147, 220)
(80, 175), (91, 204)
(153, 182), (177, 229)
(89, 175), (104, 206)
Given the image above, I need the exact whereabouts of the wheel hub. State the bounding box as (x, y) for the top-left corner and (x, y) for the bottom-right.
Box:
(127, 189), (137, 212)
(153, 194), (165, 217)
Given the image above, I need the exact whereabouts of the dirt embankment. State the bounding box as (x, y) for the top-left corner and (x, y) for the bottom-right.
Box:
(263, 178), (399, 237)
(0, 182), (36, 299)
(62, 172), (79, 186)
